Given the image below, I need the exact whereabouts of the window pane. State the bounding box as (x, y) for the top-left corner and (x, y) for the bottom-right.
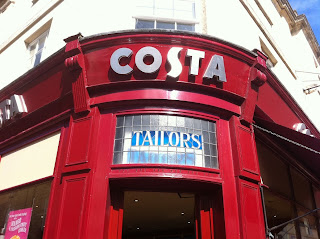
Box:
(29, 32), (48, 67)
(33, 51), (43, 67)
(256, 141), (292, 197)
(136, 19), (155, 29)
(156, 21), (175, 29)
(29, 44), (36, 57)
(313, 186), (320, 217)
(37, 37), (46, 51)
(297, 207), (319, 239)
(263, 190), (298, 238)
(177, 23), (195, 31)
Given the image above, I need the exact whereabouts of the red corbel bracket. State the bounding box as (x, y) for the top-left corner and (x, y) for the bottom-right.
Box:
(64, 33), (90, 113)
(251, 50), (267, 87)
(240, 50), (267, 126)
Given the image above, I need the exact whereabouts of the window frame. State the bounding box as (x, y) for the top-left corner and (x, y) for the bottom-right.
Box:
(112, 114), (219, 169)
(133, 0), (200, 31)
(27, 30), (49, 67)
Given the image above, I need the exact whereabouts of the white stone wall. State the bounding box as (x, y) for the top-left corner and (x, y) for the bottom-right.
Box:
(0, 0), (319, 130)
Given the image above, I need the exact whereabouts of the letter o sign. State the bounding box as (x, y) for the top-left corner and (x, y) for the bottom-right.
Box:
(135, 46), (162, 73)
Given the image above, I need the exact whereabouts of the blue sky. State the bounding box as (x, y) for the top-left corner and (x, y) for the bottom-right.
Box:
(288, 0), (320, 43)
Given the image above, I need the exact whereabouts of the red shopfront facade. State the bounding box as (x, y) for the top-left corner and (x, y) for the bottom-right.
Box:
(0, 31), (319, 239)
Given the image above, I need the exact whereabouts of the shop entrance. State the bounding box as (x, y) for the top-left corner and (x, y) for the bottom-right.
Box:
(122, 191), (195, 239)
(108, 180), (226, 239)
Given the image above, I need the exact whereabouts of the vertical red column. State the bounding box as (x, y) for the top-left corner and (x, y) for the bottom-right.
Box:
(42, 33), (117, 239)
(228, 116), (266, 239)
(221, 50), (268, 239)
(44, 109), (115, 239)
(219, 120), (241, 239)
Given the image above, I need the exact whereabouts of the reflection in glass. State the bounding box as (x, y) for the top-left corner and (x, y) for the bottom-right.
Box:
(263, 190), (298, 239)
(156, 21), (175, 29)
(136, 20), (154, 29)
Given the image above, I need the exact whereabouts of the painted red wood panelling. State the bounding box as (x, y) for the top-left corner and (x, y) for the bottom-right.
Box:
(66, 117), (93, 166)
(237, 180), (265, 239)
(237, 126), (259, 176)
(56, 176), (88, 239)
(108, 191), (124, 239)
(229, 116), (260, 181)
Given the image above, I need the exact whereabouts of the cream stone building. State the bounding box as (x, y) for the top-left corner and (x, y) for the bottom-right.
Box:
(0, 0), (319, 131)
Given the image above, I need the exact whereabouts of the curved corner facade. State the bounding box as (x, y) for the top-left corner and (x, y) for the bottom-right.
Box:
(0, 2), (320, 239)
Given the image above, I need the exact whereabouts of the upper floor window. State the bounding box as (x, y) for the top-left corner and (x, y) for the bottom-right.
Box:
(28, 30), (49, 67)
(135, 0), (197, 31)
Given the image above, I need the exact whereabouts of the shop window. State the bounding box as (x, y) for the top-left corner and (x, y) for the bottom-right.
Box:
(0, 181), (51, 239)
(297, 206), (320, 239)
(263, 189), (298, 238)
(135, 0), (197, 31)
(256, 141), (292, 197)
(113, 115), (218, 169)
(291, 168), (314, 210)
(313, 186), (320, 217)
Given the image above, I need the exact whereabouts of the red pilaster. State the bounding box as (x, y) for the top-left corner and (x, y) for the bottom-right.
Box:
(44, 108), (115, 239)
(229, 116), (266, 239)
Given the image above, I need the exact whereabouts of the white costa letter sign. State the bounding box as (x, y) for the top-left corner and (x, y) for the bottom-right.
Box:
(0, 94), (27, 127)
(110, 46), (227, 82)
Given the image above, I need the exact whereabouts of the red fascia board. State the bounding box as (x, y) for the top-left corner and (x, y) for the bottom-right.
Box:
(91, 89), (241, 116)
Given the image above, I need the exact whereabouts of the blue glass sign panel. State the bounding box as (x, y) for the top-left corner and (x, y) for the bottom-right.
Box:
(113, 115), (218, 169)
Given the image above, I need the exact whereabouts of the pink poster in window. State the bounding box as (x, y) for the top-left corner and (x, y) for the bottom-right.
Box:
(4, 208), (32, 239)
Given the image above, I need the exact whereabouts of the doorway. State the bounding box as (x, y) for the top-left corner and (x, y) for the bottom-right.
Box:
(107, 180), (225, 239)
(122, 191), (195, 239)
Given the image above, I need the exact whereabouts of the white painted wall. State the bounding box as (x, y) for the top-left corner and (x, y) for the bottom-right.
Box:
(0, 0), (319, 130)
